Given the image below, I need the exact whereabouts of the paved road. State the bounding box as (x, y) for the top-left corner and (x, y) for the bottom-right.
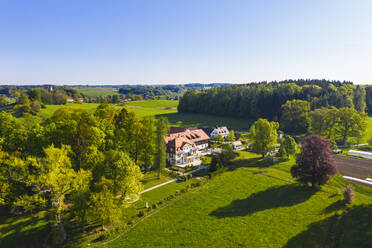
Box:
(333, 156), (372, 179)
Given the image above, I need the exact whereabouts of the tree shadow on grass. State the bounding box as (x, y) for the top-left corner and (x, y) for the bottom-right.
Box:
(323, 200), (346, 214)
(210, 184), (317, 218)
(284, 204), (372, 248)
(156, 112), (251, 129)
(0, 213), (51, 248)
(228, 157), (277, 171)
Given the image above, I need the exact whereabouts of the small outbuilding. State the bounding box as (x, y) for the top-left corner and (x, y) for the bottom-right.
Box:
(231, 141), (242, 150)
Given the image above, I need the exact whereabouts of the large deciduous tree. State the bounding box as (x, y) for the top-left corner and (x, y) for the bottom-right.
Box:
(280, 99), (310, 134)
(336, 107), (367, 145)
(353, 85), (366, 112)
(155, 117), (169, 179)
(291, 135), (337, 187)
(278, 135), (297, 160)
(2, 145), (91, 243)
(249, 118), (279, 157)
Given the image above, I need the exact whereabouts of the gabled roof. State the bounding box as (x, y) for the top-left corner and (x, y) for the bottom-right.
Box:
(165, 128), (210, 154)
(166, 137), (197, 154)
(212, 126), (229, 134)
(232, 141), (242, 146)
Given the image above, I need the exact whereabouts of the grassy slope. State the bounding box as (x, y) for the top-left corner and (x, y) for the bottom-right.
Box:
(104, 152), (372, 248)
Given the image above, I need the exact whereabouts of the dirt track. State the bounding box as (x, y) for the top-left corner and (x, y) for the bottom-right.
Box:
(333, 156), (372, 179)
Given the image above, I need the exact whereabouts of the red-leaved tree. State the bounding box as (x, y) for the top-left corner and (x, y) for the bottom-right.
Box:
(291, 135), (337, 187)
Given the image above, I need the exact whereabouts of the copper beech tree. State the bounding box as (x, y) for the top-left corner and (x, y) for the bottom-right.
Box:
(291, 135), (337, 187)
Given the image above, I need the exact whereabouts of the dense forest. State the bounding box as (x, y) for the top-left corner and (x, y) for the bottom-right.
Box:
(178, 79), (368, 120)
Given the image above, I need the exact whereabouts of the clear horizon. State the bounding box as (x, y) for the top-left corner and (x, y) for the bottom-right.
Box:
(1, 0), (372, 85)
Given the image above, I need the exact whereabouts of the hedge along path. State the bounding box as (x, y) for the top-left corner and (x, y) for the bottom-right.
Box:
(87, 179), (210, 248)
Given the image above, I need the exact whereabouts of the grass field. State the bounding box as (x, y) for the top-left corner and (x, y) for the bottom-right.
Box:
(361, 116), (372, 143)
(1, 152), (372, 247)
(101, 152), (372, 248)
(75, 87), (119, 97)
(37, 101), (372, 132)
(39, 100), (252, 130)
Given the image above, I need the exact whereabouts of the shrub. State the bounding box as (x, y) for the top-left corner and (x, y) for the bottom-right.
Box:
(152, 204), (157, 209)
(187, 174), (193, 180)
(138, 211), (144, 217)
(343, 185), (354, 204)
(180, 175), (187, 181)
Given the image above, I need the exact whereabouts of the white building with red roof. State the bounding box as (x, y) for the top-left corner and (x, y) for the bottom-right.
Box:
(165, 128), (210, 167)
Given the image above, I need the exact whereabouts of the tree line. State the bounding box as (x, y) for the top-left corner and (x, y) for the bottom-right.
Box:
(178, 79), (366, 121)
(0, 104), (168, 243)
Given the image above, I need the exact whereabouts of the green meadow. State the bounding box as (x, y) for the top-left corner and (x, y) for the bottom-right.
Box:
(1, 152), (372, 248)
(39, 100), (252, 130)
(75, 87), (119, 97)
(98, 151), (372, 248)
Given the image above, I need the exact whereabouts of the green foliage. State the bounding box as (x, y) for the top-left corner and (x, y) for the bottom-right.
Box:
(227, 130), (236, 141)
(155, 117), (169, 178)
(249, 118), (279, 157)
(216, 134), (224, 143)
(309, 107), (367, 144)
(280, 99), (310, 134)
(0, 95), (9, 106)
(278, 135), (297, 160)
(104, 150), (143, 197)
(178, 80), (360, 120)
(90, 178), (121, 227)
(353, 85), (366, 112)
(210, 144), (238, 171)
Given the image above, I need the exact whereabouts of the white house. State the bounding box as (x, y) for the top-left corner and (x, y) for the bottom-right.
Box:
(165, 128), (210, 167)
(210, 126), (230, 139)
(231, 141), (242, 150)
(66, 96), (74, 103)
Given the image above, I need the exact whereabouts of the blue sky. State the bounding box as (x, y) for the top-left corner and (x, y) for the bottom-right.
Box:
(1, 0), (372, 85)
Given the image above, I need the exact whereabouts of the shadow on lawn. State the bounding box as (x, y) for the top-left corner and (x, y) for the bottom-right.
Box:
(156, 112), (251, 129)
(284, 204), (372, 248)
(210, 184), (317, 218)
(229, 157), (278, 171)
(0, 214), (51, 248)
(323, 200), (346, 213)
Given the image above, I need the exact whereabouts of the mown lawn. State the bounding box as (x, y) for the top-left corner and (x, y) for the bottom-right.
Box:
(101, 152), (372, 248)
(141, 171), (175, 190)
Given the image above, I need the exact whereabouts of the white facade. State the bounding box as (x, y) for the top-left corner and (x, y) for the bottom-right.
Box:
(210, 127), (230, 139)
(196, 143), (208, 150)
(231, 141), (242, 150)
